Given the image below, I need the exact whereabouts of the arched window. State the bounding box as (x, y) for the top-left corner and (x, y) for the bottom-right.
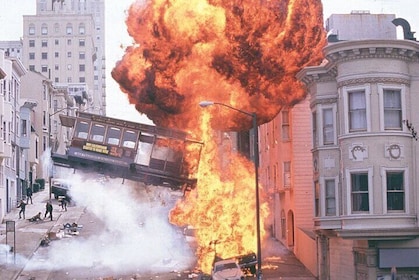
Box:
(79, 23), (85, 35)
(28, 24), (35, 35)
(41, 24), (48, 35)
(54, 23), (60, 33)
(66, 23), (73, 35)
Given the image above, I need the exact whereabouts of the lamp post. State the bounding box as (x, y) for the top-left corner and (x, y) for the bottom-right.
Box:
(199, 100), (262, 280)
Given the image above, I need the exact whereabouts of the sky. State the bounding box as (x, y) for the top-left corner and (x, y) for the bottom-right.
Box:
(0, 0), (418, 122)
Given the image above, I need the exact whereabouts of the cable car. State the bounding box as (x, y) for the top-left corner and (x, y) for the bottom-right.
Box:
(51, 112), (203, 191)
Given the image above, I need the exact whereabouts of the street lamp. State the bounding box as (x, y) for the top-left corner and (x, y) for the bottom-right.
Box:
(199, 100), (262, 280)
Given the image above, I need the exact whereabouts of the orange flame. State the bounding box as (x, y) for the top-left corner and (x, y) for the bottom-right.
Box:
(112, 0), (326, 274)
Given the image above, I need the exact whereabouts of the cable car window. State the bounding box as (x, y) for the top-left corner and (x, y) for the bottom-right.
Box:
(106, 126), (121, 146)
(122, 129), (138, 149)
(74, 120), (89, 139)
(136, 142), (153, 166)
(152, 138), (179, 162)
(90, 123), (105, 143)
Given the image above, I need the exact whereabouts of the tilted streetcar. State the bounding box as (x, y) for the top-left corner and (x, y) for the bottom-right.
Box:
(51, 112), (203, 191)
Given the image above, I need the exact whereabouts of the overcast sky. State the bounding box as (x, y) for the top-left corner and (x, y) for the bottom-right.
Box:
(0, 0), (418, 121)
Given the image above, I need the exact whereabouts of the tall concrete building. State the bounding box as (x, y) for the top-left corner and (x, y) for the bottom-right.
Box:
(22, 0), (106, 116)
(295, 11), (419, 279)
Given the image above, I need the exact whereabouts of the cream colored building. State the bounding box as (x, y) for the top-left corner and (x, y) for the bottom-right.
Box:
(22, 0), (105, 116)
(0, 50), (27, 221)
(295, 12), (419, 280)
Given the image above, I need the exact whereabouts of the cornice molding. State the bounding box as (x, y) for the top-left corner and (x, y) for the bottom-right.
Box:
(338, 76), (410, 87)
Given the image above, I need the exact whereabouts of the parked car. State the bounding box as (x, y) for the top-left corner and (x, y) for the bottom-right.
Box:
(211, 259), (244, 280)
(51, 178), (72, 201)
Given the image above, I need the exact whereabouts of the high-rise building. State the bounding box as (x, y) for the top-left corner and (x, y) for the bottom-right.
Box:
(22, 0), (106, 115)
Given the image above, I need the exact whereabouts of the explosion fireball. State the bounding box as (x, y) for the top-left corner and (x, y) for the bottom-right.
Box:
(112, 0), (326, 273)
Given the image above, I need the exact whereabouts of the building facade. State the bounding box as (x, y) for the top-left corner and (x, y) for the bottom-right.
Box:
(22, 0), (106, 116)
(295, 12), (419, 280)
(0, 50), (28, 221)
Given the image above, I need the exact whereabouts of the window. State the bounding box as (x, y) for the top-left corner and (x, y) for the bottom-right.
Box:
(29, 65), (35, 71)
(90, 123), (105, 142)
(29, 25), (35, 35)
(122, 130), (138, 148)
(282, 110), (290, 140)
(54, 23), (59, 33)
(79, 64), (85, 72)
(54, 77), (59, 83)
(325, 179), (336, 216)
(349, 90), (367, 131)
(67, 64), (72, 70)
(41, 65), (48, 73)
(323, 108), (334, 145)
(67, 52), (72, 58)
(29, 40), (35, 47)
(312, 111), (318, 147)
(66, 24), (73, 35)
(79, 23), (85, 34)
(41, 24), (48, 35)
(54, 65), (59, 70)
(21, 119), (27, 137)
(386, 171), (405, 211)
(79, 77), (85, 83)
(29, 53), (35, 60)
(55, 52), (59, 58)
(283, 161), (291, 187)
(41, 52), (48, 59)
(383, 89), (402, 130)
(75, 121), (89, 139)
(79, 52), (85, 59)
(79, 39), (85, 47)
(42, 40), (48, 47)
(351, 173), (369, 212)
(106, 127), (121, 146)
(67, 39), (72, 45)
(315, 181), (320, 217)
(55, 39), (59, 45)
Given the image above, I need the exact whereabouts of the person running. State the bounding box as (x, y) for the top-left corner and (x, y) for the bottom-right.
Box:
(17, 200), (27, 219)
(44, 201), (53, 221)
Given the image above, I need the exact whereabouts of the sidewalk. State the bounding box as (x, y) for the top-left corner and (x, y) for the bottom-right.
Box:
(0, 185), (85, 280)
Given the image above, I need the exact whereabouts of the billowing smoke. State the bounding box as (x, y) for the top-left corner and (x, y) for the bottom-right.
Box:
(24, 174), (194, 276)
(112, 0), (326, 132)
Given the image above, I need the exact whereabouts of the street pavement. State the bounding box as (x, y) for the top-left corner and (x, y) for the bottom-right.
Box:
(0, 184), (316, 280)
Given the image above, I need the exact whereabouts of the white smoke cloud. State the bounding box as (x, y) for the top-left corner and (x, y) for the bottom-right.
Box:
(25, 173), (194, 276)
(0, 244), (29, 267)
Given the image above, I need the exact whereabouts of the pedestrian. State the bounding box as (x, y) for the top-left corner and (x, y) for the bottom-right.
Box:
(17, 200), (26, 219)
(26, 186), (33, 204)
(44, 201), (53, 221)
(59, 196), (67, 211)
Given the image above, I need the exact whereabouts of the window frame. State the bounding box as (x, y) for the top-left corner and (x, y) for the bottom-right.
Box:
(378, 84), (405, 131)
(324, 178), (337, 216)
(381, 167), (408, 213)
(320, 105), (336, 146)
(346, 168), (373, 214)
(343, 85), (371, 134)
(281, 109), (290, 141)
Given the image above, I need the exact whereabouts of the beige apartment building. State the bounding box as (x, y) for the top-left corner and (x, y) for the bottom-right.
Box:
(259, 12), (419, 280)
(22, 0), (105, 115)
